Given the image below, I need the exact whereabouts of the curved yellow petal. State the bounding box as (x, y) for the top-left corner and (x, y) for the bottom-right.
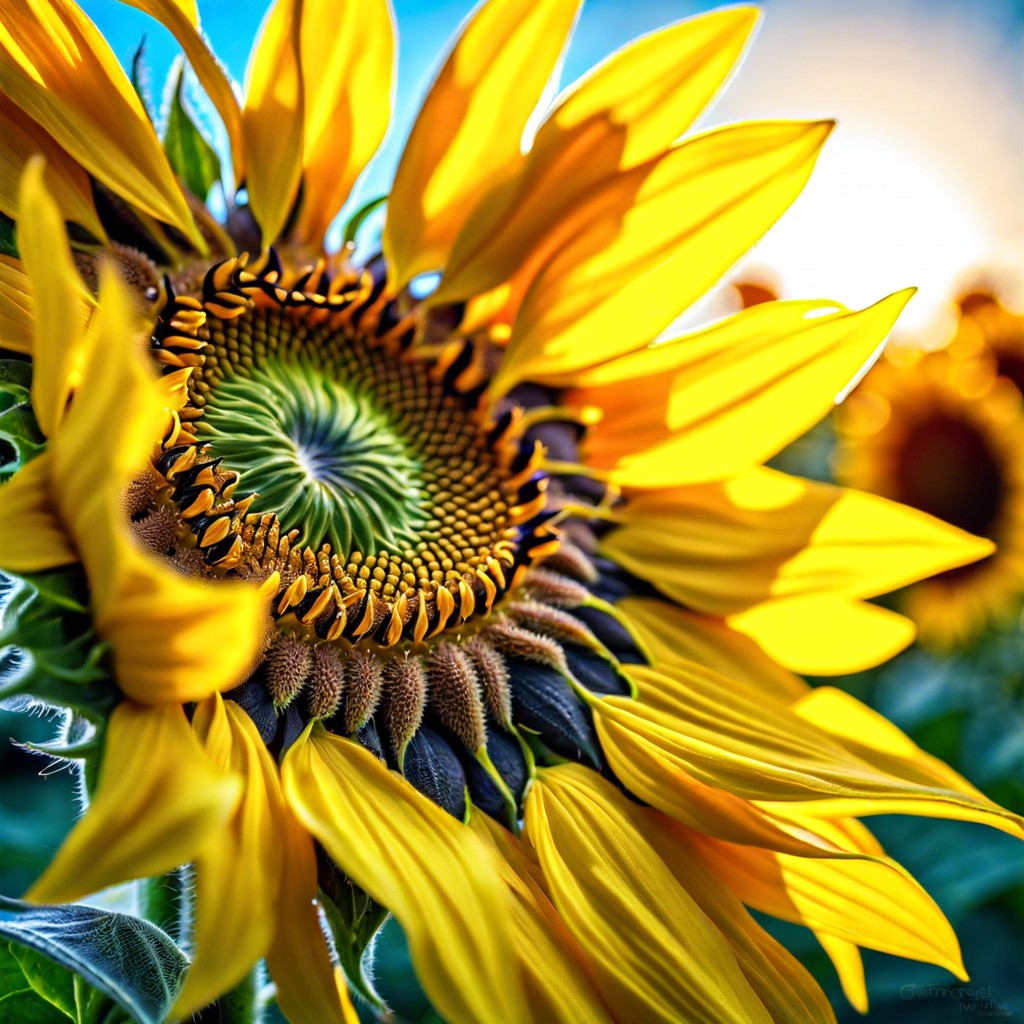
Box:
(242, 0), (304, 246)
(0, 450), (76, 572)
(383, 0), (582, 287)
(0, 96), (105, 240)
(0, 254), (33, 353)
(28, 701), (241, 903)
(48, 266), (273, 703)
(471, 813), (614, 1024)
(0, 0), (199, 245)
(639, 809), (836, 1024)
(282, 723), (530, 1024)
(290, 0), (394, 247)
(525, 764), (771, 1024)
(265, 800), (351, 1024)
(815, 933), (868, 1014)
(490, 120), (832, 401)
(617, 595), (807, 701)
(591, 692), (861, 857)
(436, 6), (759, 303)
(603, 468), (992, 616)
(119, 0), (245, 181)
(762, 686), (1024, 830)
(728, 595), (917, 675)
(17, 157), (93, 438)
(567, 291), (915, 486)
(594, 663), (1024, 838)
(173, 697), (283, 1017)
(687, 828), (967, 979)
(540, 6), (759, 170)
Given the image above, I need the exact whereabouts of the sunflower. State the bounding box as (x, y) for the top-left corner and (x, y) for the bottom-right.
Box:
(836, 294), (1024, 648)
(0, 2), (1019, 1022)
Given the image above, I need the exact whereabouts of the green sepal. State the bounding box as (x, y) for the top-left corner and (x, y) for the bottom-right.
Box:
(342, 194), (387, 247)
(130, 39), (154, 125)
(0, 895), (188, 1024)
(318, 882), (389, 1010)
(0, 215), (16, 259)
(162, 61), (222, 202)
(0, 570), (115, 724)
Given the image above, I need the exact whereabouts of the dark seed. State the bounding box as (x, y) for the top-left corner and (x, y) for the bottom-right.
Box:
(505, 656), (600, 768)
(563, 642), (632, 696)
(403, 727), (467, 819)
(279, 705), (305, 752)
(464, 730), (528, 819)
(223, 680), (277, 745)
(568, 606), (647, 665)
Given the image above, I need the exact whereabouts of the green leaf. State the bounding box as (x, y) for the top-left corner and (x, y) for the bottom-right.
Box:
(163, 61), (222, 202)
(0, 896), (188, 1024)
(0, 401), (45, 472)
(0, 940), (29, 994)
(0, 359), (31, 402)
(318, 882), (388, 1010)
(11, 945), (77, 1019)
(0, 570), (115, 724)
(0, 988), (69, 1023)
(0, 215), (16, 259)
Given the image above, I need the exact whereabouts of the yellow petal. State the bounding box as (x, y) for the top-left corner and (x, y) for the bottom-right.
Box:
(762, 686), (1024, 830)
(0, 254), (33, 353)
(290, 0), (394, 247)
(282, 723), (530, 1024)
(540, 6), (759, 170)
(490, 120), (832, 400)
(436, 6), (759, 304)
(814, 933), (868, 1014)
(383, 0), (582, 287)
(0, 450), (76, 572)
(687, 828), (967, 979)
(471, 813), (614, 1024)
(242, 0), (304, 246)
(603, 467), (995, 612)
(0, 96), (105, 240)
(591, 689), (857, 856)
(173, 697), (283, 1017)
(525, 764), (772, 1024)
(728, 595), (917, 675)
(29, 701), (241, 903)
(566, 291), (915, 485)
(119, 0), (244, 181)
(265, 800), (351, 1024)
(17, 157), (93, 437)
(0, 0), (199, 245)
(49, 267), (273, 703)
(594, 663), (1024, 839)
(618, 595), (807, 701)
(639, 810), (836, 1024)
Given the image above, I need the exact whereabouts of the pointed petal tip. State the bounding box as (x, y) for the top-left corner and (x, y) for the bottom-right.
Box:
(812, 119), (836, 143)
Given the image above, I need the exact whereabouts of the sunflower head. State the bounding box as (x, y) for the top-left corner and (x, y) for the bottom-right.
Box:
(0, 2), (1017, 1022)
(836, 294), (1024, 647)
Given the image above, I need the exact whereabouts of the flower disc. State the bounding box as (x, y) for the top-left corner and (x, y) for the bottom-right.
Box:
(151, 258), (557, 651)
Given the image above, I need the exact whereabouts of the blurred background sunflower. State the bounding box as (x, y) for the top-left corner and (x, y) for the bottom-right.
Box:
(0, 1), (1021, 1023)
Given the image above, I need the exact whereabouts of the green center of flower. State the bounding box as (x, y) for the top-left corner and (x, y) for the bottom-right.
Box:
(201, 358), (425, 554)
